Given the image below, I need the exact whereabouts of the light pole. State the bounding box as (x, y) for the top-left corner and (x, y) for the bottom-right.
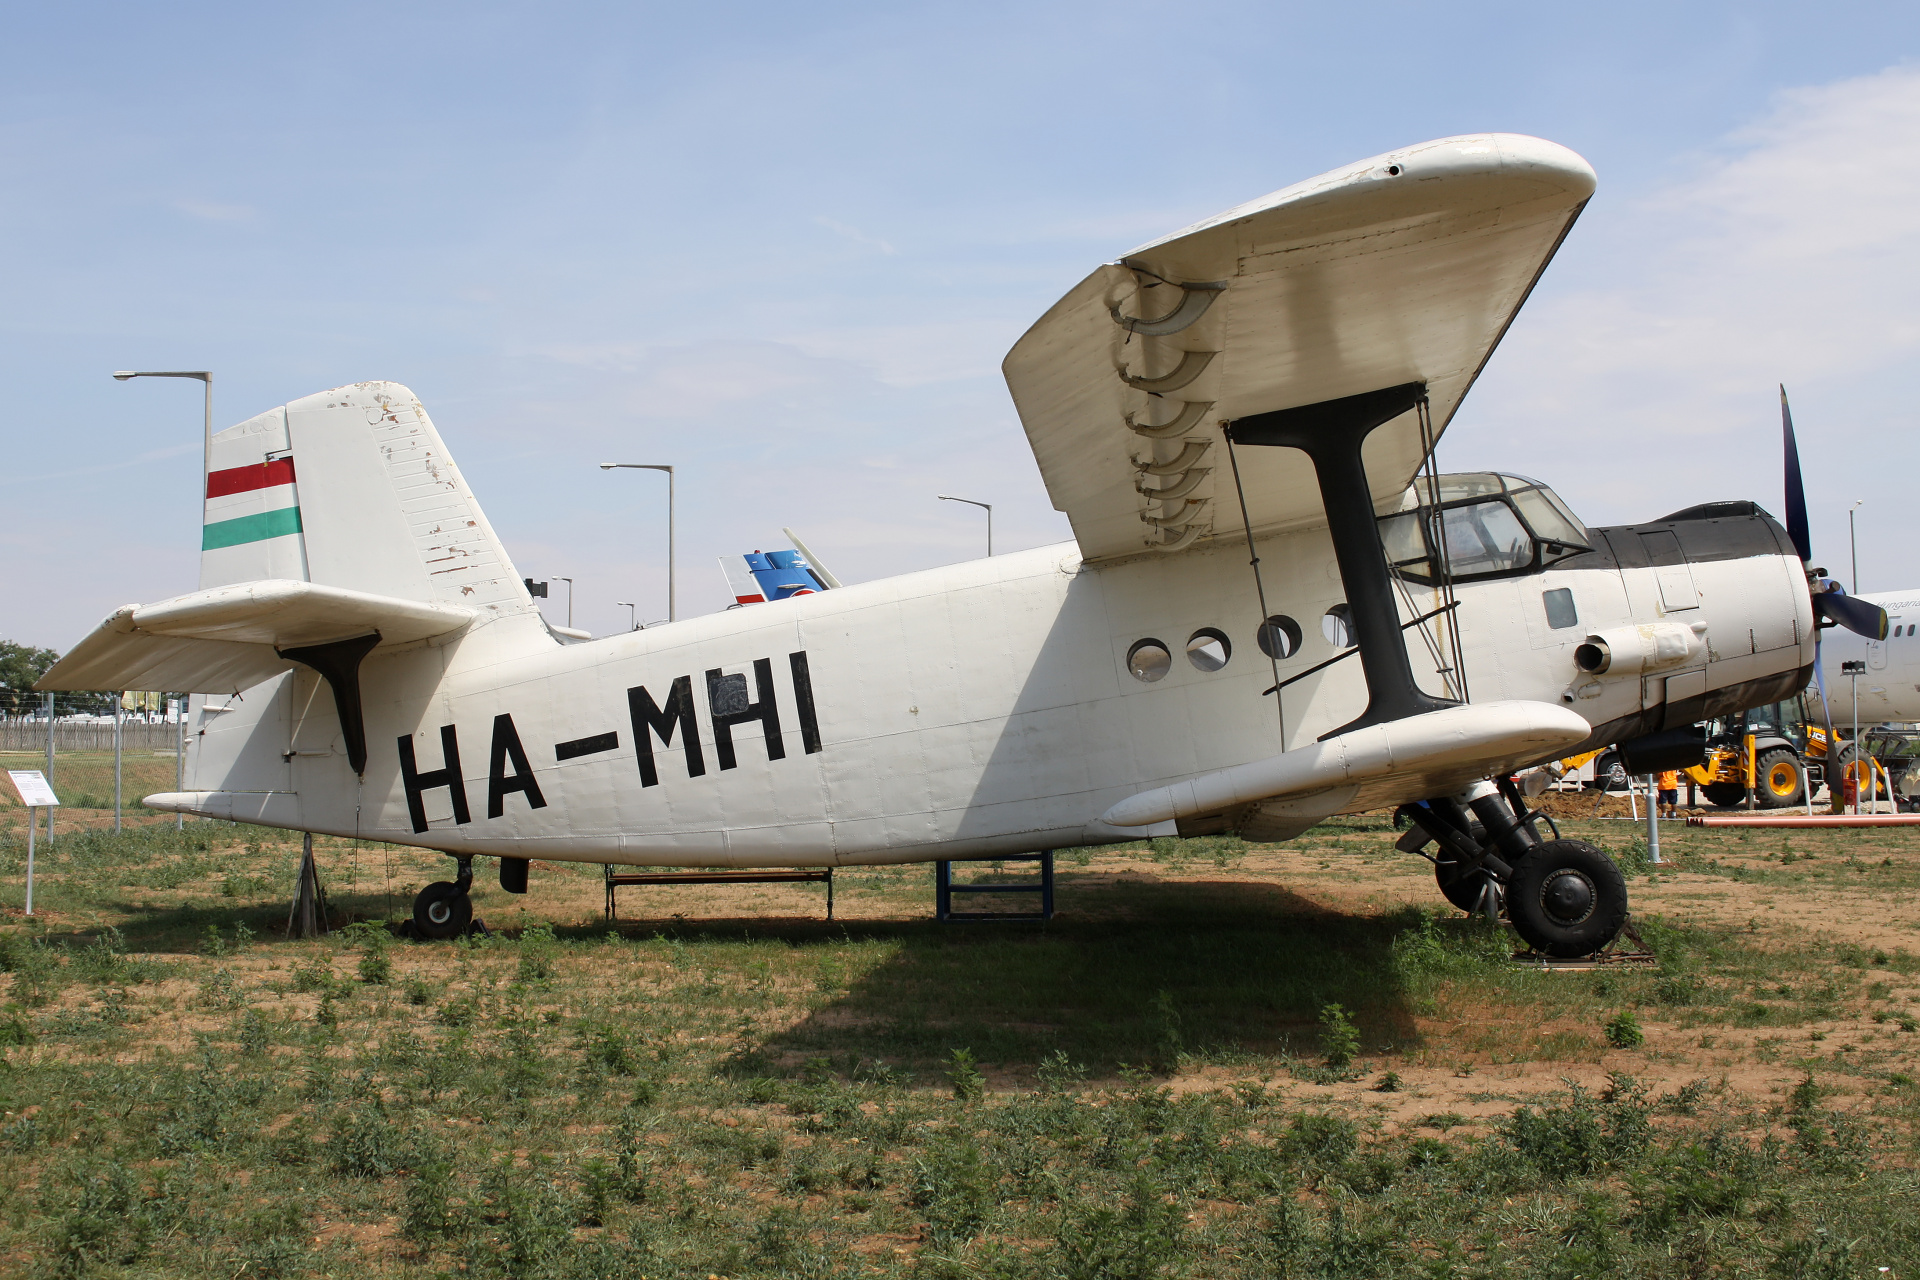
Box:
(557, 577), (574, 629)
(1848, 499), (1864, 593)
(616, 601), (637, 632)
(114, 369), (212, 488)
(114, 370), (209, 830)
(938, 495), (992, 557)
(600, 464), (675, 622)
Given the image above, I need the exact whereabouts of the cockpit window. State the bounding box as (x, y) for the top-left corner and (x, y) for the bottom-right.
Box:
(1379, 472), (1594, 585)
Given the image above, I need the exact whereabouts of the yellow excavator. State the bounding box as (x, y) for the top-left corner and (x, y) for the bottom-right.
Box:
(1551, 695), (1901, 809)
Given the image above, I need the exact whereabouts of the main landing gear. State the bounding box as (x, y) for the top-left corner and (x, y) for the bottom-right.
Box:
(406, 855), (530, 940)
(1397, 778), (1629, 958)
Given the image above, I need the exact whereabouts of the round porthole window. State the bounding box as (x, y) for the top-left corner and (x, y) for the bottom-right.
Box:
(1256, 615), (1303, 659)
(1127, 638), (1172, 682)
(1323, 603), (1355, 648)
(1186, 627), (1231, 671)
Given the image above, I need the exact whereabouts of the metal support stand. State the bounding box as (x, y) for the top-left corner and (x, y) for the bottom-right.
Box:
(288, 832), (329, 938)
(935, 852), (1055, 922)
(603, 866), (834, 921)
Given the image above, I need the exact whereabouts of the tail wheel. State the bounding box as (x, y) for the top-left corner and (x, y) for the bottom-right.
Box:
(1507, 839), (1629, 958)
(412, 881), (473, 940)
(1757, 749), (1805, 808)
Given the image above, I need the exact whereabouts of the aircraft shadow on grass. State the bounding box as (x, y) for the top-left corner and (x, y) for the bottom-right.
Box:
(594, 874), (1424, 1074)
(61, 872), (1427, 1072)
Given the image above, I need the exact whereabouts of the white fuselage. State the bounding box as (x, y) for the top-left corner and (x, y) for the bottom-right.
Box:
(1818, 590), (1920, 725)
(180, 511), (1813, 868)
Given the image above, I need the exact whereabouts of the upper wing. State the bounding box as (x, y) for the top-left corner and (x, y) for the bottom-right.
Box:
(1003, 134), (1596, 562)
(35, 579), (473, 694)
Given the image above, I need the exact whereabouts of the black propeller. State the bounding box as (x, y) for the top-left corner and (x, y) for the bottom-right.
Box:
(1782, 385), (1888, 641)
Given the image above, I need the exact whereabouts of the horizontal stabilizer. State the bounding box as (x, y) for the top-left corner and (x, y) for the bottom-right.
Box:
(1100, 700), (1590, 828)
(142, 790), (301, 826)
(36, 580), (473, 694)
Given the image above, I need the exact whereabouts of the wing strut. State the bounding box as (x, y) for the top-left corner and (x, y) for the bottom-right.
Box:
(1227, 381), (1455, 738)
(278, 633), (381, 776)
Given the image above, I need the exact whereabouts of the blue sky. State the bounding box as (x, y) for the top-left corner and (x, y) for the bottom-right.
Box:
(6, 2), (1920, 646)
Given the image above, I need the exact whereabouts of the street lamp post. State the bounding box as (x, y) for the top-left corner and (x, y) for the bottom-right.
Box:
(1848, 499), (1864, 593)
(600, 464), (675, 622)
(616, 602), (638, 632)
(937, 494), (993, 557)
(557, 577), (574, 629)
(114, 369), (211, 832)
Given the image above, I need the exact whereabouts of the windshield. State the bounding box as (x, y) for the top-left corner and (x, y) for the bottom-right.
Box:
(1379, 473), (1594, 585)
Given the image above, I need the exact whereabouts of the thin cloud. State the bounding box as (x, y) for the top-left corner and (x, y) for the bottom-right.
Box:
(1452, 62), (1920, 542)
(0, 440), (199, 488)
(813, 216), (897, 255)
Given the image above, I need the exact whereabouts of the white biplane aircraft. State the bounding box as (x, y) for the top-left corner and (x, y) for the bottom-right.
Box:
(41, 134), (1886, 956)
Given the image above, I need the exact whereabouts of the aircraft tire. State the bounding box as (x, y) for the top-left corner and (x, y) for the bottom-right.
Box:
(412, 881), (473, 941)
(1507, 840), (1627, 959)
(1433, 822), (1495, 913)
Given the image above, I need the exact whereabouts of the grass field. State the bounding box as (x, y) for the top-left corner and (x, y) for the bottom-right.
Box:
(0, 777), (1917, 1278)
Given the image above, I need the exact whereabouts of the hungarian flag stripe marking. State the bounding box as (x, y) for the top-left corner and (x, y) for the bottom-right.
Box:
(206, 457), (297, 499)
(203, 505), (303, 550)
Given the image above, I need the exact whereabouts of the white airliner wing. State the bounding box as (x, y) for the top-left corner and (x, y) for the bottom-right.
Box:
(1003, 133), (1596, 562)
(36, 580), (474, 694)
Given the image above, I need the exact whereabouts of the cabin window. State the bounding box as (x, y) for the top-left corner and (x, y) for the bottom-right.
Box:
(1379, 472), (1594, 586)
(1127, 639), (1172, 682)
(1186, 628), (1231, 671)
(1256, 615), (1303, 659)
(1543, 587), (1579, 630)
(1322, 604), (1355, 649)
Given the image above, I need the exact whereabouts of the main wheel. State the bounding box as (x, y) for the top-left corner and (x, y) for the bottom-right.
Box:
(1701, 781), (1749, 808)
(1507, 840), (1628, 958)
(1756, 749), (1805, 808)
(412, 881), (473, 940)
(1434, 822), (1497, 913)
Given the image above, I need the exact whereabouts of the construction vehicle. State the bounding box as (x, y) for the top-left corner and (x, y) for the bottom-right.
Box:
(1543, 695), (1917, 809)
(1683, 695), (1920, 808)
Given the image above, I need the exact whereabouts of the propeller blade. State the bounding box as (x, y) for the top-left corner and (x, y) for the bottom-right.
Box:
(1781, 384), (1813, 564)
(1816, 590), (1889, 640)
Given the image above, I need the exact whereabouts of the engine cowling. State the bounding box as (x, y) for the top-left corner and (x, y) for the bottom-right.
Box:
(1573, 621), (1707, 676)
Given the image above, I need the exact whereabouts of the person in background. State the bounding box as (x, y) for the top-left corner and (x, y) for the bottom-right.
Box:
(1657, 769), (1681, 820)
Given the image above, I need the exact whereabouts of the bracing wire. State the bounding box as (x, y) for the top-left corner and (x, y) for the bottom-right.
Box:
(1392, 563), (1456, 699)
(1417, 397), (1470, 703)
(1226, 434), (1288, 747)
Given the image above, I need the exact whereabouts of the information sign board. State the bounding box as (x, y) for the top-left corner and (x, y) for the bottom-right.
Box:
(6, 771), (60, 808)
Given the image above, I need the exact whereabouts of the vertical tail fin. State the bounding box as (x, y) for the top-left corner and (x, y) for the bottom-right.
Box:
(200, 381), (535, 624)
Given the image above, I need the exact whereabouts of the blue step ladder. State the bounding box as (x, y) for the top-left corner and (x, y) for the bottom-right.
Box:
(934, 852), (1055, 922)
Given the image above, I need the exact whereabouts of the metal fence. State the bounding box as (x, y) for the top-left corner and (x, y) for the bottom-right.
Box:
(0, 721), (181, 752)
